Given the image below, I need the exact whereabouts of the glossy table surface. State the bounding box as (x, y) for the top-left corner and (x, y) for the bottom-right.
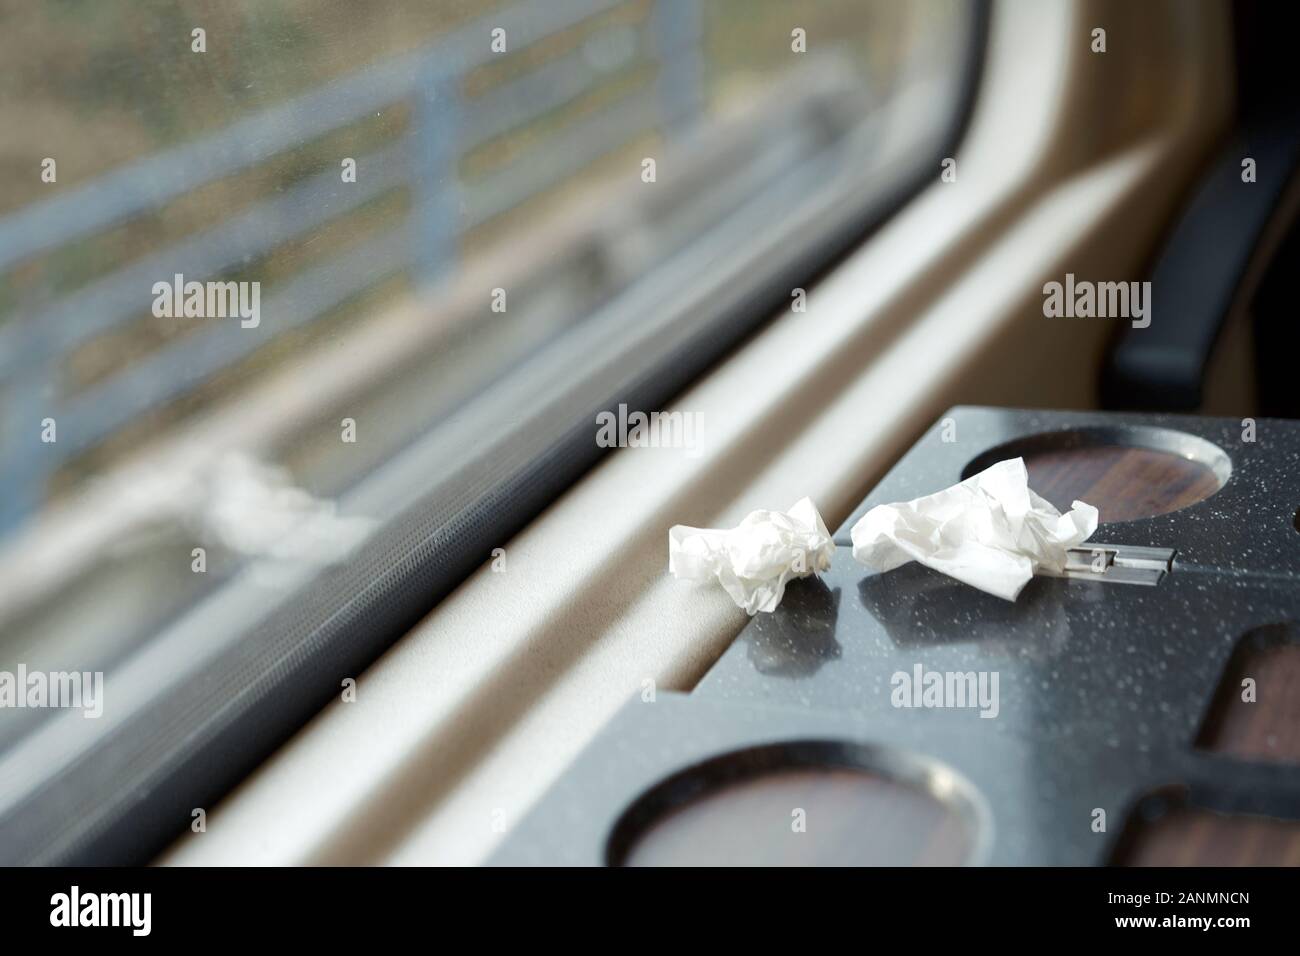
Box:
(494, 408), (1300, 866)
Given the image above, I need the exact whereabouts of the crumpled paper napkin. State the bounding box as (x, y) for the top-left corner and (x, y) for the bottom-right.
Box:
(669, 497), (834, 614)
(849, 457), (1098, 601)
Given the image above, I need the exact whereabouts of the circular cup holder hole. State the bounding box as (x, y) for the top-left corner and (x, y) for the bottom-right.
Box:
(607, 741), (985, 867)
(962, 425), (1231, 524)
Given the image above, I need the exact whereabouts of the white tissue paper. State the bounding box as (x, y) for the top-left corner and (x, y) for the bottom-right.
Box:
(850, 457), (1098, 601)
(669, 497), (834, 615)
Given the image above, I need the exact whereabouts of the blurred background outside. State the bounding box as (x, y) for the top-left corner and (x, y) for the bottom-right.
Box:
(0, 0), (968, 750)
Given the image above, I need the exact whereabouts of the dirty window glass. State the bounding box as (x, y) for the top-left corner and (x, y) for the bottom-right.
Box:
(0, 0), (972, 745)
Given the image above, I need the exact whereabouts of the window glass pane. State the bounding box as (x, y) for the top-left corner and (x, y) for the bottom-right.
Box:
(0, 0), (973, 756)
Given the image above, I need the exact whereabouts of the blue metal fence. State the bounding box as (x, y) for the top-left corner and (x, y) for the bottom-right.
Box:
(0, 0), (703, 532)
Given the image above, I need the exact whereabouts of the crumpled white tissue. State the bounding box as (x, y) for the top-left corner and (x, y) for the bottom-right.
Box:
(669, 497), (834, 615)
(850, 457), (1098, 601)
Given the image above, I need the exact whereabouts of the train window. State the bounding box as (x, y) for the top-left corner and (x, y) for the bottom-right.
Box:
(0, 0), (981, 863)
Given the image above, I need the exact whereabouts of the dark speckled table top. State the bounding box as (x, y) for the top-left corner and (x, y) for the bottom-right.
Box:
(493, 407), (1300, 866)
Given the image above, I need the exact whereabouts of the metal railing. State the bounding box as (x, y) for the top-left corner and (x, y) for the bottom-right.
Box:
(0, 0), (702, 531)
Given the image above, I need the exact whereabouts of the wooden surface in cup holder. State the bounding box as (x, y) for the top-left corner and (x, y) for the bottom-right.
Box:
(1114, 803), (1300, 866)
(621, 767), (969, 867)
(1197, 624), (1300, 763)
(1116, 624), (1300, 866)
(1023, 445), (1223, 523)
